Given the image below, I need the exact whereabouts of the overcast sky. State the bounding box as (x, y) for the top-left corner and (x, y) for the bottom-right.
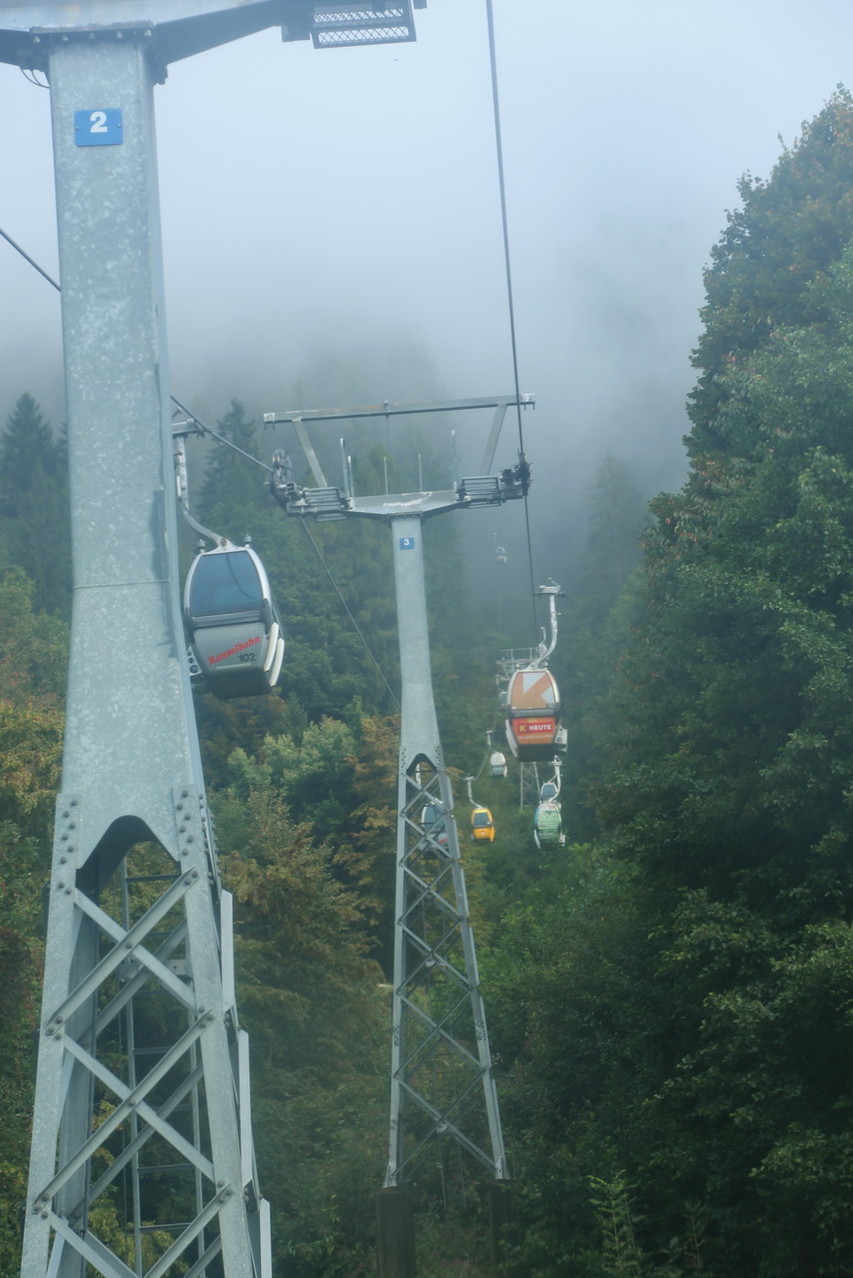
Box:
(2, 0), (853, 576)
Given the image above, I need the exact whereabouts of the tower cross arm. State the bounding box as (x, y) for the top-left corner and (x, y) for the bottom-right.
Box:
(0, 1), (288, 68)
(0, 1), (427, 68)
(262, 393), (534, 428)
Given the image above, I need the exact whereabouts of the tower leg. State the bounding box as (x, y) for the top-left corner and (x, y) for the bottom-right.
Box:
(376, 1188), (416, 1278)
(383, 517), (508, 1207)
(21, 30), (268, 1278)
(489, 1180), (521, 1277)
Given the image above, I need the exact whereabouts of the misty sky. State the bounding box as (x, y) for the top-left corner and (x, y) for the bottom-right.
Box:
(2, 0), (853, 574)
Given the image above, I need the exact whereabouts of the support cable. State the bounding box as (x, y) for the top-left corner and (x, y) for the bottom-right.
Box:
(0, 225), (61, 292)
(0, 223), (273, 470)
(484, 0), (539, 644)
(170, 392), (272, 472)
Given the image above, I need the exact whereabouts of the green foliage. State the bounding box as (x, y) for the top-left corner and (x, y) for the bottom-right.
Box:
(477, 90), (853, 1278)
(215, 777), (388, 1276)
(589, 1174), (646, 1277)
(414, 1204), (493, 1278)
(0, 568), (68, 705)
(20, 114), (853, 1271)
(0, 570), (66, 1275)
(483, 844), (656, 1274)
(222, 713), (398, 960)
(583, 96), (853, 1276)
(563, 455), (650, 841)
(691, 86), (853, 439)
(0, 394), (71, 615)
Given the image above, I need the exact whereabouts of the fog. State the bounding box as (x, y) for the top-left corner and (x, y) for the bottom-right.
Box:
(2, 0), (853, 591)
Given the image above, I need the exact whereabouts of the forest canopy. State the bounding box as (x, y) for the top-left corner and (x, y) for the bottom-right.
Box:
(4, 89), (853, 1278)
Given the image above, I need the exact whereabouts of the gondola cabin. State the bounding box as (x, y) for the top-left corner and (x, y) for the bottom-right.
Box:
(533, 801), (563, 849)
(489, 750), (508, 778)
(420, 802), (449, 848)
(470, 806), (495, 842)
(505, 666), (561, 761)
(184, 540), (284, 699)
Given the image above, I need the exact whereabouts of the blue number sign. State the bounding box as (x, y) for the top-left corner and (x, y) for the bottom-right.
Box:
(75, 109), (123, 147)
(399, 537), (415, 550)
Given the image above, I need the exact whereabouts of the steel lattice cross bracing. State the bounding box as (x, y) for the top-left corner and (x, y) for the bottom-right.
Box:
(387, 763), (508, 1184)
(267, 400), (524, 1202)
(8, 4), (426, 1278)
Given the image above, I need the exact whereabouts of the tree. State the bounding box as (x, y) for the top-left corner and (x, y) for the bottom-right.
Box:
(590, 107), (853, 1275)
(562, 455), (649, 841)
(0, 393), (56, 519)
(690, 86), (853, 447)
(225, 714), (399, 963)
(213, 773), (389, 1276)
(483, 91), (853, 1277)
(0, 568), (68, 705)
(0, 394), (70, 615)
(0, 572), (65, 1274)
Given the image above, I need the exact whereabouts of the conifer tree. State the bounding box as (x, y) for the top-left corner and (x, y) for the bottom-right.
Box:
(563, 454), (648, 839)
(595, 89), (853, 1276)
(490, 88), (853, 1277)
(0, 394), (70, 614)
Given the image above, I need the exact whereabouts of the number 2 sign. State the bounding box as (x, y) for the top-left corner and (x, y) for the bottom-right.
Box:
(75, 108), (123, 147)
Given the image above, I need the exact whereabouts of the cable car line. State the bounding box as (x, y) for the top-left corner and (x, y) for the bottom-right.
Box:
(484, 0), (538, 643)
(0, 222), (274, 476)
(0, 224), (61, 292)
(0, 219), (275, 474)
(485, 0), (524, 459)
(3, 193), (531, 721)
(0, 223), (400, 710)
(171, 392), (273, 473)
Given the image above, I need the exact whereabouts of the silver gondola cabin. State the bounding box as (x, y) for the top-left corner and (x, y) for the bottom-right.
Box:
(184, 539), (285, 698)
(533, 800), (563, 849)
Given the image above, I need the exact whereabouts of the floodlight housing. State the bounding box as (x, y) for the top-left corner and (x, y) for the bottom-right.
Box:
(305, 2), (418, 47)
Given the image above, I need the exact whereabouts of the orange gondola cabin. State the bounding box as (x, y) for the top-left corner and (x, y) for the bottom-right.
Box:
(505, 666), (562, 761)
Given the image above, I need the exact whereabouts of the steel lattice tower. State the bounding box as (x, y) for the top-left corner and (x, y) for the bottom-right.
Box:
(1, 6), (427, 1277)
(266, 396), (532, 1267)
(384, 516), (507, 1188)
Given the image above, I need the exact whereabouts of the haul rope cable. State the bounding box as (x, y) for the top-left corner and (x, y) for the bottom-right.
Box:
(0, 227), (272, 469)
(485, 0), (539, 645)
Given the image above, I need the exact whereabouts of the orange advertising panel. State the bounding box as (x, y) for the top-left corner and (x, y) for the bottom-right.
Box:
(508, 669), (559, 712)
(515, 717), (557, 744)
